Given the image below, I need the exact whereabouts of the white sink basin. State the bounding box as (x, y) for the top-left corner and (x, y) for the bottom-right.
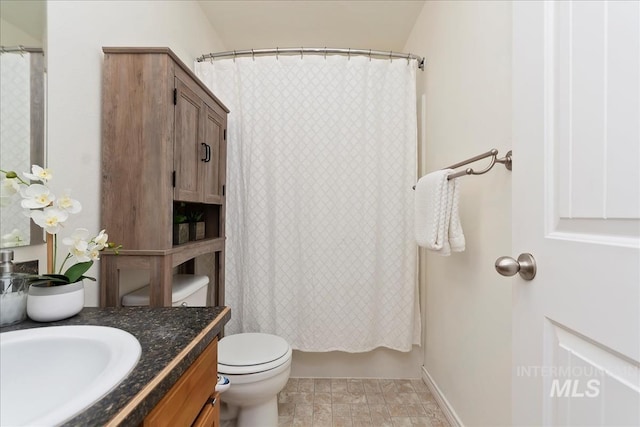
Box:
(0, 325), (141, 426)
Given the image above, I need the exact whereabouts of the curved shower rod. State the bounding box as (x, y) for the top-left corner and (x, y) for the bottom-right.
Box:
(0, 45), (43, 54)
(196, 47), (425, 70)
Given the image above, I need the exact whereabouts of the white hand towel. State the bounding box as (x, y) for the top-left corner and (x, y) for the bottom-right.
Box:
(448, 178), (466, 252)
(414, 169), (453, 253)
(414, 170), (465, 255)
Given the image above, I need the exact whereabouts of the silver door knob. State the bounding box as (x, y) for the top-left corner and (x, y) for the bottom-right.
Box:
(495, 253), (536, 281)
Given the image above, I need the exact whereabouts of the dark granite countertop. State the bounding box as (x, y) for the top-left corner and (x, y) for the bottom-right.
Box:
(0, 306), (231, 426)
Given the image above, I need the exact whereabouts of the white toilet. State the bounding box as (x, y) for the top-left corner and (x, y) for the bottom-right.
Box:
(121, 277), (292, 427)
(121, 274), (209, 307)
(218, 332), (292, 427)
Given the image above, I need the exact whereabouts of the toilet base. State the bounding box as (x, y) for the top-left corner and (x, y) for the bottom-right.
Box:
(222, 396), (278, 427)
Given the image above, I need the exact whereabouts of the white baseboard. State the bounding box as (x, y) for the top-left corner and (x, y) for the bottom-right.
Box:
(421, 366), (464, 427)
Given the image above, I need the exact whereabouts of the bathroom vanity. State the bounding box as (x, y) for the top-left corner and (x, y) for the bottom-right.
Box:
(0, 306), (230, 426)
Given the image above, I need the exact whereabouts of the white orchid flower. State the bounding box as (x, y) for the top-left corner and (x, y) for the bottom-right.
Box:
(62, 229), (92, 263)
(2, 229), (25, 247)
(93, 229), (108, 250)
(69, 244), (91, 263)
(20, 184), (55, 209)
(1, 164), (118, 280)
(23, 165), (53, 183)
(56, 190), (82, 214)
(62, 228), (90, 247)
(31, 207), (69, 234)
(0, 177), (20, 197)
(1, 178), (20, 207)
(87, 243), (102, 261)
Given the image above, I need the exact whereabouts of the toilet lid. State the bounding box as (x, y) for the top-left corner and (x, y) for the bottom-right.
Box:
(218, 333), (291, 374)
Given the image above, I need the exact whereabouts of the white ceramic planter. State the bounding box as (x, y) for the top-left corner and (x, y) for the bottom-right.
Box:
(27, 281), (84, 322)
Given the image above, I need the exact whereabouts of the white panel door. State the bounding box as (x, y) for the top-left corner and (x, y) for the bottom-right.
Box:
(512, 1), (640, 425)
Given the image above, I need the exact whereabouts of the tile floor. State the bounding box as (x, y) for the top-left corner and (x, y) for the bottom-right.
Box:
(277, 378), (451, 427)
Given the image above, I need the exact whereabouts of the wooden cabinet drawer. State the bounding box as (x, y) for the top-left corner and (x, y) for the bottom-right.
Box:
(192, 393), (219, 427)
(144, 338), (218, 427)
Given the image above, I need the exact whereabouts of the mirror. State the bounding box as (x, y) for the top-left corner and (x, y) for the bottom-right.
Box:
(0, 1), (46, 248)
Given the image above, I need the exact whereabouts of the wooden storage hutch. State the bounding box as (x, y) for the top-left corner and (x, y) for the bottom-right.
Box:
(100, 47), (228, 308)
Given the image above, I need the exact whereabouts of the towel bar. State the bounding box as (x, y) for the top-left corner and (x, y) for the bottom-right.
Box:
(413, 149), (512, 188)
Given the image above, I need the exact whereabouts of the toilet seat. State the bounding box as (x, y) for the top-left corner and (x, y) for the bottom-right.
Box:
(218, 333), (292, 375)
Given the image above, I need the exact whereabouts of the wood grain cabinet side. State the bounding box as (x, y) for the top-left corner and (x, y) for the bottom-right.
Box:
(102, 47), (228, 251)
(143, 338), (218, 427)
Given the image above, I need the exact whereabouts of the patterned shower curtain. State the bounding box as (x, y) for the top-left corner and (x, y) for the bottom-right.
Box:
(0, 53), (31, 244)
(196, 55), (420, 352)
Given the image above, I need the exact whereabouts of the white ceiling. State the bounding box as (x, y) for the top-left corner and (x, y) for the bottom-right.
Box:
(198, 0), (426, 53)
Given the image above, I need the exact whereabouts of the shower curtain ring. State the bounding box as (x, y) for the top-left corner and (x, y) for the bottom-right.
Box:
(406, 53), (411, 65)
(300, 47), (303, 59)
(251, 49), (255, 61)
(369, 49), (372, 62)
(389, 51), (393, 63)
(210, 54), (214, 64)
(348, 48), (351, 61)
(324, 47), (327, 60)
(276, 47), (279, 60)
(233, 50), (236, 62)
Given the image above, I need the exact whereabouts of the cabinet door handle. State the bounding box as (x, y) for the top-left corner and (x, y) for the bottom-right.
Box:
(201, 143), (208, 162)
(205, 144), (211, 163)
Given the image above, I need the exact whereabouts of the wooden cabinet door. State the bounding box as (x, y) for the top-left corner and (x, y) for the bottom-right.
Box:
(144, 338), (218, 426)
(174, 77), (204, 203)
(202, 103), (225, 204)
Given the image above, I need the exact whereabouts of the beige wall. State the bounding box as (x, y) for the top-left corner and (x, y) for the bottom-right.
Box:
(39, 0), (513, 393)
(45, 0), (226, 306)
(0, 17), (42, 47)
(40, 1), (423, 379)
(0, 0), (45, 47)
(404, 1), (513, 425)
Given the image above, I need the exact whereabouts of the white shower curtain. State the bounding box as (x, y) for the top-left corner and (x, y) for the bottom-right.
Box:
(196, 55), (420, 352)
(0, 53), (31, 243)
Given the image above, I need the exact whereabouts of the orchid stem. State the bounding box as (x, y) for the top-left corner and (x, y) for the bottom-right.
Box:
(53, 234), (58, 273)
(0, 169), (29, 185)
(58, 253), (72, 275)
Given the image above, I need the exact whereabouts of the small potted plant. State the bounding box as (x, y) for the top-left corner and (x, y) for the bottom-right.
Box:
(188, 211), (205, 241)
(0, 165), (120, 322)
(173, 212), (189, 245)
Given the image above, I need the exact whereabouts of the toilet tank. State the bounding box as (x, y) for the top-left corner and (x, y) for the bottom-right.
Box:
(121, 274), (209, 307)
